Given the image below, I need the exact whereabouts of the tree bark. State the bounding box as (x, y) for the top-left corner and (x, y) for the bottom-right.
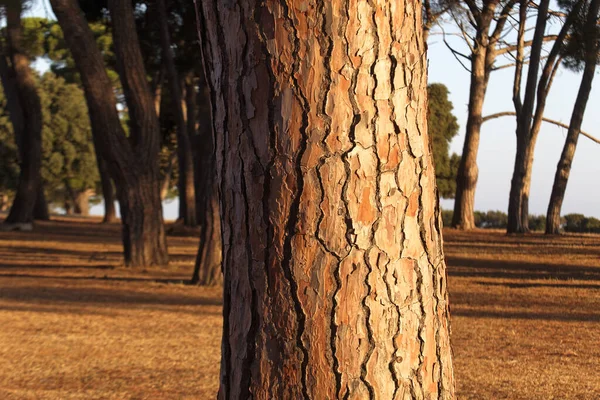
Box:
(3, 3), (43, 227)
(198, 0), (455, 398)
(156, 0), (197, 227)
(50, 0), (169, 267)
(546, 0), (600, 234)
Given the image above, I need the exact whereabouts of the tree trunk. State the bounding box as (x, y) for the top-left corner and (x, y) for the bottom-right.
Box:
(546, 0), (600, 234)
(73, 189), (93, 216)
(192, 188), (222, 285)
(451, 1), (512, 230)
(33, 187), (50, 220)
(156, 0), (197, 227)
(3, 3), (43, 227)
(97, 154), (117, 223)
(507, 0), (549, 233)
(190, 72), (222, 285)
(198, 0), (455, 398)
(50, 0), (169, 267)
(452, 48), (488, 230)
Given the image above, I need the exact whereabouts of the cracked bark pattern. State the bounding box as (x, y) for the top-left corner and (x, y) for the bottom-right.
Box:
(198, 0), (454, 398)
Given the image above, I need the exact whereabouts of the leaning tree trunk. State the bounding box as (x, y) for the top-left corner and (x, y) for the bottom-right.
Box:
(507, 0), (549, 234)
(50, 0), (169, 267)
(198, 0), (454, 398)
(3, 4), (43, 227)
(156, 0), (197, 226)
(547, 0), (600, 234)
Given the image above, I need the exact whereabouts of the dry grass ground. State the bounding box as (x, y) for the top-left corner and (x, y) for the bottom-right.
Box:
(0, 217), (599, 399)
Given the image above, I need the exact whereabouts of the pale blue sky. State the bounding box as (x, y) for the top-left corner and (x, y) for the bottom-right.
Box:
(26, 0), (600, 220)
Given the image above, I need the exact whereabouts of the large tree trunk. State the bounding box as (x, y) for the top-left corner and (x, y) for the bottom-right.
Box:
(546, 0), (600, 234)
(3, 3), (43, 227)
(198, 0), (455, 398)
(50, 0), (169, 267)
(156, 0), (197, 227)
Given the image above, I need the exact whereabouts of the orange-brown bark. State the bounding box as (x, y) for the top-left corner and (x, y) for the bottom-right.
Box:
(198, 0), (454, 398)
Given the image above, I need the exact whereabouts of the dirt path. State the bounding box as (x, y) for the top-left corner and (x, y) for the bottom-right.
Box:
(0, 218), (599, 398)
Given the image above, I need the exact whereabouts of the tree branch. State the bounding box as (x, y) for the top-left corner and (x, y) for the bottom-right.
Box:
(497, 35), (559, 55)
(482, 112), (600, 145)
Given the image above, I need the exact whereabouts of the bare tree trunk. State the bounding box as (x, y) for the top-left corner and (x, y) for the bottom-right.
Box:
(507, 0), (579, 233)
(33, 188), (50, 220)
(452, 1), (516, 230)
(151, 65), (165, 117)
(546, 0), (600, 234)
(192, 188), (222, 285)
(156, 0), (197, 227)
(50, 0), (169, 267)
(0, 37), (49, 223)
(452, 49), (488, 229)
(190, 72), (222, 285)
(198, 0), (455, 398)
(73, 189), (93, 216)
(97, 154), (117, 222)
(3, 3), (43, 227)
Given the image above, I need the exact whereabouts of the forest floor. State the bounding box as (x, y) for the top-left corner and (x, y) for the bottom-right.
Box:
(0, 217), (599, 399)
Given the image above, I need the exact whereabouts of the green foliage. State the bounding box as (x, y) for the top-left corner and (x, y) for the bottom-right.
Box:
(563, 213), (600, 233)
(39, 72), (99, 205)
(0, 71), (99, 208)
(528, 215), (546, 232)
(474, 210), (509, 229)
(558, 0), (600, 71)
(428, 83), (460, 199)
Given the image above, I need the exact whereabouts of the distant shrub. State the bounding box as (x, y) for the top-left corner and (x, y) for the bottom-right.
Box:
(475, 210), (508, 229)
(564, 213), (586, 232)
(438, 210), (600, 233)
(528, 215), (546, 232)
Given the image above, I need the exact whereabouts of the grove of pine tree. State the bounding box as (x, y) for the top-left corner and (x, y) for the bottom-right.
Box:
(197, 0), (454, 397)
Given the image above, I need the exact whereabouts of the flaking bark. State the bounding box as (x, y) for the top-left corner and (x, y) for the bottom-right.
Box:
(198, 0), (454, 398)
